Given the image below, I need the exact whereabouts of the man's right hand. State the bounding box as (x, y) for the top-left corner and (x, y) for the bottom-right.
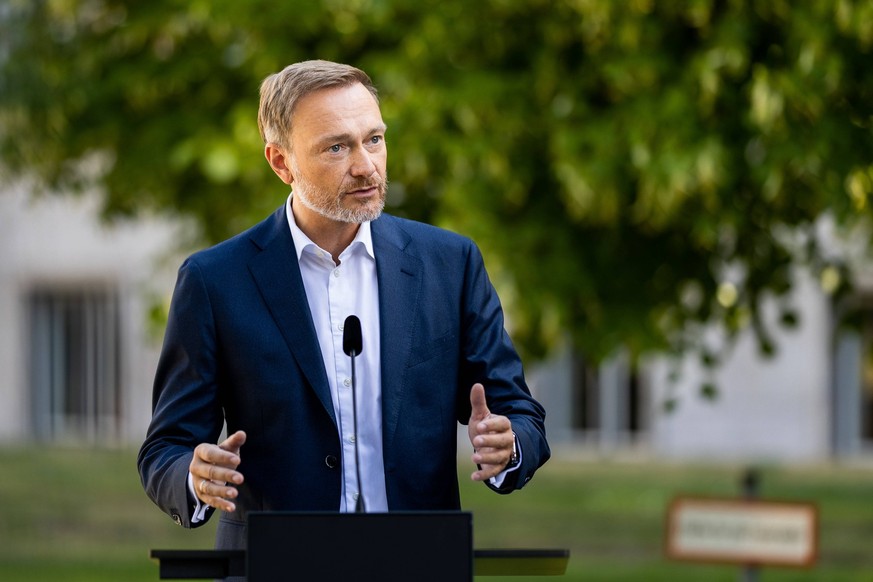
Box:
(189, 430), (246, 512)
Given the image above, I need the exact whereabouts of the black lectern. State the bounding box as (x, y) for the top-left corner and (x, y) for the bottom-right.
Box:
(249, 511), (472, 581)
(151, 511), (569, 580)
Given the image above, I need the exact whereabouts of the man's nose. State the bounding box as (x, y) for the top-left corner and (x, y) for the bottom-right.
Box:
(349, 147), (377, 177)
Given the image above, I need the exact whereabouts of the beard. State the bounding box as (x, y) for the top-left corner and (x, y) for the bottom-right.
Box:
(291, 160), (387, 224)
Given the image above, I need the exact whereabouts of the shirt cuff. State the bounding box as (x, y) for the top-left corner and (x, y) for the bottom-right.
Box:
(187, 472), (212, 524)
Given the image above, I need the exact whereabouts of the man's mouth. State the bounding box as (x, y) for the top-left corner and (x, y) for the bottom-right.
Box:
(347, 184), (380, 196)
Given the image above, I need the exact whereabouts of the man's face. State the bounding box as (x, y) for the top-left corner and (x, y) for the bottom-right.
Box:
(287, 82), (388, 224)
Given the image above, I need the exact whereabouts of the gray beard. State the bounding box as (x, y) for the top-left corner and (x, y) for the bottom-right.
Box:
(291, 167), (387, 224)
(295, 185), (386, 224)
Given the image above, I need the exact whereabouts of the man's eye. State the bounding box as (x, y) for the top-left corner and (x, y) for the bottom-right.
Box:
(370, 136), (383, 144)
(329, 144), (342, 153)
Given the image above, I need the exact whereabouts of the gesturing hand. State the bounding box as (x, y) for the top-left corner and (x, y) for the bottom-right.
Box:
(468, 383), (514, 481)
(189, 430), (246, 512)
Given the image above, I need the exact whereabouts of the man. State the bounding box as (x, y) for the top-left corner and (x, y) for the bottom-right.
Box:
(138, 60), (550, 550)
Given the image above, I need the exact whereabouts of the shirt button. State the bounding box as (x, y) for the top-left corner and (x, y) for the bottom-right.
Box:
(349, 435), (356, 443)
(325, 455), (338, 469)
(333, 269), (340, 278)
(343, 378), (351, 387)
(338, 322), (345, 331)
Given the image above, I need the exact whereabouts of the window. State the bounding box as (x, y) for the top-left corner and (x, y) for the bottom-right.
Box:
(28, 286), (122, 443)
(571, 350), (646, 447)
(833, 296), (873, 456)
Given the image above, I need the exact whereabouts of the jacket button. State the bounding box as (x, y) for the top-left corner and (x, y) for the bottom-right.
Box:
(325, 455), (338, 469)
(172, 513), (183, 526)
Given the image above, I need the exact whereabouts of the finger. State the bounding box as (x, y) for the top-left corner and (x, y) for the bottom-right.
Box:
(198, 443), (242, 468)
(471, 462), (506, 482)
(197, 478), (239, 512)
(473, 416), (512, 437)
(472, 447), (510, 467)
(469, 383), (489, 421)
(190, 445), (245, 485)
(191, 461), (244, 486)
(472, 431), (513, 452)
(219, 430), (247, 456)
(204, 464), (245, 485)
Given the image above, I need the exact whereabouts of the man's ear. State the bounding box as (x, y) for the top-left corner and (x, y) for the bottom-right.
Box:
(264, 143), (294, 185)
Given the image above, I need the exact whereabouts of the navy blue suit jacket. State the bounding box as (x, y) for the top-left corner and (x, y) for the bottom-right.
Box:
(138, 207), (549, 549)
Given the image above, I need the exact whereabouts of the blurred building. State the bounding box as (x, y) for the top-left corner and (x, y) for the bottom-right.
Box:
(0, 182), (184, 445)
(532, 243), (873, 462)
(3, 182), (873, 463)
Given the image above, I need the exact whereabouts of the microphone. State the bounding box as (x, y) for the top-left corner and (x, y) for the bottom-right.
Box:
(342, 315), (365, 513)
(342, 315), (362, 358)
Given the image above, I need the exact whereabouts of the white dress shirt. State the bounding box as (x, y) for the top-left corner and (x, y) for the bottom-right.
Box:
(285, 195), (389, 512)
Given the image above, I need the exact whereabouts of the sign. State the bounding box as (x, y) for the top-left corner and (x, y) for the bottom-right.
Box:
(665, 497), (817, 568)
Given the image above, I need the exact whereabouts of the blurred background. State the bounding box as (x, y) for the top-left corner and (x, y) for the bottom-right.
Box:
(2, 0), (873, 580)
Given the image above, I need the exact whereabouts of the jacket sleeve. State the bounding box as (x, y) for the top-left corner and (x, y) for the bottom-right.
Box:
(457, 241), (550, 493)
(137, 258), (225, 528)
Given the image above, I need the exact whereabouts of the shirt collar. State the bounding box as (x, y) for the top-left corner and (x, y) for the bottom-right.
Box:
(285, 193), (375, 262)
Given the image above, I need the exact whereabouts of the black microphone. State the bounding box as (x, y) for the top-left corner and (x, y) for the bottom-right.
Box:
(342, 315), (365, 513)
(342, 315), (362, 357)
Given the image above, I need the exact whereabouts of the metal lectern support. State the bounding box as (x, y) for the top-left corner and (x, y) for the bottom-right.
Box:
(150, 548), (570, 579)
(151, 510), (569, 580)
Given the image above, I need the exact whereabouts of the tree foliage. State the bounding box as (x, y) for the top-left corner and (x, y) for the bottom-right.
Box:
(3, 0), (873, 367)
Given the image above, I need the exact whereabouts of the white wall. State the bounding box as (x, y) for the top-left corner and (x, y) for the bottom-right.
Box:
(649, 270), (832, 462)
(0, 182), (185, 443)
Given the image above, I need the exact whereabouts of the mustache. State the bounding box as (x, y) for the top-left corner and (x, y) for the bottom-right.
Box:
(344, 176), (387, 193)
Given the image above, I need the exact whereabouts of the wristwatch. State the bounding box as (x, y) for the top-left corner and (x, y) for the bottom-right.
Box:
(506, 432), (520, 469)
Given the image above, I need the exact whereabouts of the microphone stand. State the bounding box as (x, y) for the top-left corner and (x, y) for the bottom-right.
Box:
(350, 349), (365, 513)
(343, 315), (366, 513)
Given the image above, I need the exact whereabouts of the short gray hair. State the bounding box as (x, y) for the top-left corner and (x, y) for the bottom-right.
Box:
(258, 60), (378, 148)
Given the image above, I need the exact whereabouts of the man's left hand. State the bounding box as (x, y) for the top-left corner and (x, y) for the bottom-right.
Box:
(468, 383), (514, 481)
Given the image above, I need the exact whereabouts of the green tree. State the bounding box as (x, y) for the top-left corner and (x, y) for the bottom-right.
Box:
(3, 0), (873, 373)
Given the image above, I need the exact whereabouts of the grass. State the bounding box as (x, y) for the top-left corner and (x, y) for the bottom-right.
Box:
(2, 447), (873, 580)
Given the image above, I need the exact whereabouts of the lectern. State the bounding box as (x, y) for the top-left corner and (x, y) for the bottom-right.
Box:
(151, 511), (569, 580)
(250, 511), (472, 581)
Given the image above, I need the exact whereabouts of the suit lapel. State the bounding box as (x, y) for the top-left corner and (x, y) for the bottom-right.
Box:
(247, 207), (336, 425)
(372, 217), (422, 450)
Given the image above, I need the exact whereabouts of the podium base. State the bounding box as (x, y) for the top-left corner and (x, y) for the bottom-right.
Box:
(151, 548), (570, 578)
(151, 510), (568, 579)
